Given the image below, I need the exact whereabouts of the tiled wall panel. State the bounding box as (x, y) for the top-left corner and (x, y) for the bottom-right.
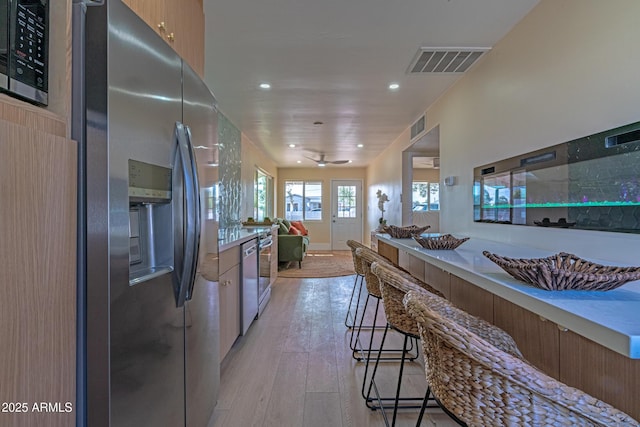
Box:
(218, 112), (241, 229)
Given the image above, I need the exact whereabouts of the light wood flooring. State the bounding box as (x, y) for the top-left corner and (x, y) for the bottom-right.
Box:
(209, 274), (458, 427)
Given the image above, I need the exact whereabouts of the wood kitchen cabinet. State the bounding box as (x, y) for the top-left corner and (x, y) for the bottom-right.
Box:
(0, 120), (76, 427)
(493, 296), (560, 378)
(0, 4), (76, 426)
(398, 250), (425, 279)
(122, 0), (205, 76)
(219, 246), (241, 360)
(423, 262), (451, 299)
(559, 329), (640, 420)
(449, 275), (494, 323)
(377, 236), (640, 421)
(377, 239), (399, 265)
(493, 300), (640, 420)
(170, 0), (205, 76)
(121, 0), (165, 39)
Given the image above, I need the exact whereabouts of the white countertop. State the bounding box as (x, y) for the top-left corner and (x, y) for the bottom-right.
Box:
(377, 233), (640, 359)
(218, 226), (270, 251)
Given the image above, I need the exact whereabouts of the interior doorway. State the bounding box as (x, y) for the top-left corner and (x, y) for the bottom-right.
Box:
(402, 125), (440, 231)
(331, 180), (363, 250)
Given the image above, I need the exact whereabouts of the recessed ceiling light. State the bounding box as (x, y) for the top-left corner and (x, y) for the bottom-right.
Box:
(357, 144), (364, 148)
(288, 144), (296, 148)
(259, 83), (271, 89)
(388, 83), (400, 90)
(297, 160), (302, 164)
(348, 160), (353, 163)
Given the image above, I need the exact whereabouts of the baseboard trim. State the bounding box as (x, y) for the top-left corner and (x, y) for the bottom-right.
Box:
(308, 242), (331, 251)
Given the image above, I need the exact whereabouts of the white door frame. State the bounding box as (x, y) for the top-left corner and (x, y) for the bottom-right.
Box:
(330, 179), (364, 250)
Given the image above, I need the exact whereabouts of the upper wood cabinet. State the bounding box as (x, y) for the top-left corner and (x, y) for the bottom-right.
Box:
(122, 0), (205, 76)
(122, 0), (165, 37)
(170, 0), (205, 76)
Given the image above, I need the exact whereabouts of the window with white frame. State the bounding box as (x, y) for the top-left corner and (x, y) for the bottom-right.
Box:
(204, 187), (216, 220)
(254, 169), (274, 221)
(412, 181), (440, 211)
(284, 180), (323, 221)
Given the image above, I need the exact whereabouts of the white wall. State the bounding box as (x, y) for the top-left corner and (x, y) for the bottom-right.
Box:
(366, 127), (412, 244)
(368, 0), (640, 263)
(433, 0), (640, 263)
(240, 134), (278, 221)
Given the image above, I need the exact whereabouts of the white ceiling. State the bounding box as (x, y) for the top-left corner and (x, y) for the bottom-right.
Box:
(203, 0), (540, 168)
(413, 157), (439, 169)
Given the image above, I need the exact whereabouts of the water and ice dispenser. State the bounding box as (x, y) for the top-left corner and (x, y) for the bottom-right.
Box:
(128, 159), (174, 285)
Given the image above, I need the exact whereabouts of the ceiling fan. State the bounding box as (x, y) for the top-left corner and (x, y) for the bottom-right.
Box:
(306, 154), (349, 167)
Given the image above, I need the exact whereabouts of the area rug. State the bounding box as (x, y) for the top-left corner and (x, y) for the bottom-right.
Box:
(278, 251), (355, 278)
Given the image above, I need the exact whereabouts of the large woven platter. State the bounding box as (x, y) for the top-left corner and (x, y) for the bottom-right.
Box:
(483, 251), (640, 291)
(384, 224), (430, 239)
(413, 234), (469, 250)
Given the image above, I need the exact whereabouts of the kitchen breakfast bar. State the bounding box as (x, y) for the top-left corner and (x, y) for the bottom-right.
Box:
(376, 233), (640, 420)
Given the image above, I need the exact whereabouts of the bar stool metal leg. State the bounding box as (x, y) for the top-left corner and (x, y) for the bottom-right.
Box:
(349, 289), (370, 352)
(351, 295), (417, 361)
(364, 324), (425, 427)
(344, 273), (363, 328)
(349, 282), (388, 352)
(415, 388), (430, 427)
(414, 388), (448, 426)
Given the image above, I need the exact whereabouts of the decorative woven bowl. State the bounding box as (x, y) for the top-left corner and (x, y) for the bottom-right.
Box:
(413, 234), (469, 250)
(384, 224), (430, 239)
(483, 251), (640, 291)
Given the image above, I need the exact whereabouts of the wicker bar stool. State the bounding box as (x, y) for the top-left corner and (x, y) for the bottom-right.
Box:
(345, 240), (368, 329)
(403, 290), (640, 427)
(403, 289), (525, 426)
(346, 242), (388, 354)
(351, 247), (418, 361)
(364, 261), (445, 426)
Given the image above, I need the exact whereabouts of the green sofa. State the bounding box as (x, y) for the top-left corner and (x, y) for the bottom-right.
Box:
(274, 218), (310, 268)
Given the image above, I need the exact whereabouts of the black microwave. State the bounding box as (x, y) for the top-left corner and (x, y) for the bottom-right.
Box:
(0, 0), (49, 106)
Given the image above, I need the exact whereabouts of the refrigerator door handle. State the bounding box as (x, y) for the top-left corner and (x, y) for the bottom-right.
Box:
(183, 124), (201, 301)
(174, 122), (196, 307)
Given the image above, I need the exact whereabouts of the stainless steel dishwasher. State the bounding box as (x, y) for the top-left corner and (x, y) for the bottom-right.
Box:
(240, 238), (259, 335)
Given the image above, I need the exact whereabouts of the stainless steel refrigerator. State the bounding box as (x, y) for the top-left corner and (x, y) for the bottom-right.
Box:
(72, 1), (220, 426)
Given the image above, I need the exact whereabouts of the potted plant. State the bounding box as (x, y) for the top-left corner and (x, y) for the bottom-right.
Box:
(376, 190), (389, 231)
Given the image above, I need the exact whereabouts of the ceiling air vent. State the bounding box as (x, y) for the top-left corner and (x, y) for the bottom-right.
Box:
(410, 115), (426, 142)
(408, 48), (490, 74)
